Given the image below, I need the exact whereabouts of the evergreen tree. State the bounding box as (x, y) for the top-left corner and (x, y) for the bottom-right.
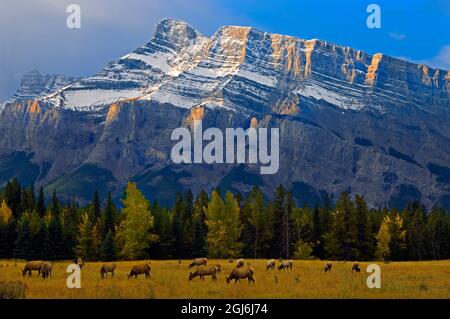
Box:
(271, 185), (286, 258)
(354, 195), (374, 259)
(5, 178), (22, 218)
(182, 190), (195, 258)
(149, 201), (174, 259)
(282, 191), (295, 258)
(61, 207), (77, 259)
(37, 187), (46, 217)
(320, 193), (332, 235)
(172, 192), (186, 258)
(50, 189), (60, 218)
(101, 229), (117, 261)
(13, 215), (32, 259)
(28, 210), (44, 260)
(21, 184), (36, 213)
(311, 204), (323, 258)
(192, 190), (208, 257)
(101, 192), (117, 238)
(46, 214), (65, 260)
(427, 207), (450, 259)
(92, 190), (101, 220)
(404, 204), (426, 260)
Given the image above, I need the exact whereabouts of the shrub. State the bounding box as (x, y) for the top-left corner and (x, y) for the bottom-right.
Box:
(0, 281), (26, 299)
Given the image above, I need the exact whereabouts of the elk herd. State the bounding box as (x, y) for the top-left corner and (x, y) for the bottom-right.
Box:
(20, 258), (363, 283)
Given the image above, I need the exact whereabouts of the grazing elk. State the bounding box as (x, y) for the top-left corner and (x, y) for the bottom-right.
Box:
(40, 262), (53, 279)
(278, 260), (293, 271)
(189, 258), (208, 268)
(235, 258), (245, 268)
(189, 266), (218, 282)
(214, 264), (222, 274)
(128, 263), (152, 279)
(324, 262), (332, 272)
(22, 261), (44, 277)
(226, 267), (255, 284)
(266, 259), (276, 270)
(352, 262), (361, 273)
(100, 263), (116, 278)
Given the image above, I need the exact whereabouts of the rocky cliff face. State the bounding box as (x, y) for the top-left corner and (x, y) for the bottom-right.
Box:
(0, 19), (449, 208)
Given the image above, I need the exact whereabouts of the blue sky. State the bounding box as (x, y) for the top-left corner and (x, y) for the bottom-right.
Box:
(0, 0), (449, 100)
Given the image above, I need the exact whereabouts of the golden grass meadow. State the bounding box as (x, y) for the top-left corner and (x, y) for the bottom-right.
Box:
(1, 259), (449, 299)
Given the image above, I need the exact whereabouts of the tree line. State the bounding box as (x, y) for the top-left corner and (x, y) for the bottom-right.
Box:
(0, 178), (449, 261)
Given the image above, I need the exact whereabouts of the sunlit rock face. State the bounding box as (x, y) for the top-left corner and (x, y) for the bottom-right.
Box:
(0, 19), (449, 208)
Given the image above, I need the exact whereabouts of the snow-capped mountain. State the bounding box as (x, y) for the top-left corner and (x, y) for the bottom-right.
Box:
(1, 19), (449, 208)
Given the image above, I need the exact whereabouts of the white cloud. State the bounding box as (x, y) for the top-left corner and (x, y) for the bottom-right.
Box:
(0, 0), (239, 101)
(388, 32), (406, 41)
(428, 45), (450, 70)
(401, 45), (450, 70)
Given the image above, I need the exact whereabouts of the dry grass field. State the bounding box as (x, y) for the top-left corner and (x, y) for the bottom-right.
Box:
(1, 259), (449, 299)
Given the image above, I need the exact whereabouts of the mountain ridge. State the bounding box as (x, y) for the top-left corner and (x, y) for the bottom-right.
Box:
(1, 18), (449, 209)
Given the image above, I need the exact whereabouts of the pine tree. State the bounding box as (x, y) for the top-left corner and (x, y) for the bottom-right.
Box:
(192, 190), (208, 257)
(50, 190), (60, 218)
(21, 184), (36, 213)
(405, 204), (426, 260)
(101, 192), (117, 238)
(13, 215), (32, 259)
(182, 190), (195, 258)
(28, 210), (45, 260)
(311, 204), (323, 258)
(101, 229), (117, 261)
(5, 178), (22, 218)
(336, 192), (359, 260)
(320, 193), (332, 234)
(117, 182), (158, 259)
(47, 214), (65, 260)
(282, 191), (295, 258)
(271, 185), (286, 258)
(37, 187), (46, 217)
(355, 195), (374, 259)
(61, 207), (77, 259)
(149, 201), (173, 259)
(172, 193), (186, 258)
(92, 190), (101, 220)
(427, 207), (450, 259)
